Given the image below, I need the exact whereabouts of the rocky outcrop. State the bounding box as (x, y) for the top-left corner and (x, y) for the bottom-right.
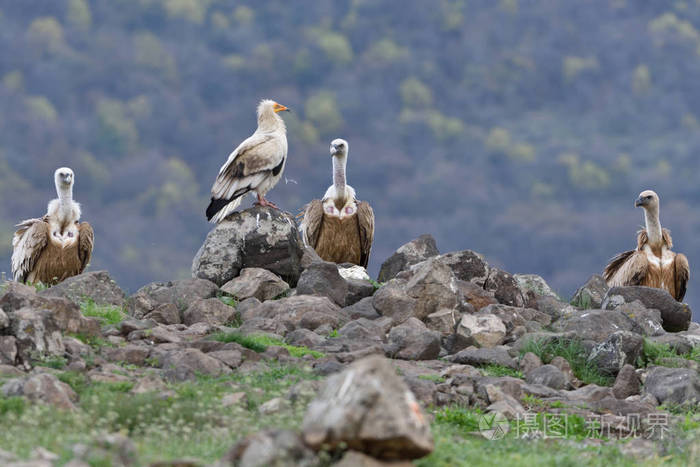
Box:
(602, 286), (692, 332)
(38, 270), (126, 306)
(192, 206), (304, 287)
(378, 234), (439, 282)
(127, 278), (219, 319)
(221, 267), (290, 302)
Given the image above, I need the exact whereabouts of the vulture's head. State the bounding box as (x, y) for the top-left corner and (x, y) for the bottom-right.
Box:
(330, 138), (349, 158)
(635, 190), (659, 210)
(54, 167), (74, 188)
(257, 99), (290, 117)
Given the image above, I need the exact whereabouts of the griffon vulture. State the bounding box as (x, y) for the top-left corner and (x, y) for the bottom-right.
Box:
(300, 139), (375, 267)
(206, 99), (290, 223)
(11, 167), (94, 285)
(604, 190), (689, 301)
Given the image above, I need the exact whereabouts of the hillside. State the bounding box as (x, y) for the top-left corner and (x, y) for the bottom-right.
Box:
(1, 1), (700, 315)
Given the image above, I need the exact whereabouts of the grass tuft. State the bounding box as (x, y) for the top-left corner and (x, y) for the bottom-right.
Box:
(482, 364), (524, 379)
(80, 299), (126, 326)
(211, 331), (325, 359)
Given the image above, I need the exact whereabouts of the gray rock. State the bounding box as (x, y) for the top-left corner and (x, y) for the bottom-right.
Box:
(342, 297), (380, 320)
(0, 308), (9, 330)
(644, 366), (700, 406)
(296, 261), (347, 307)
(161, 348), (232, 381)
(182, 298), (237, 326)
(534, 296), (577, 321)
(646, 334), (693, 355)
(338, 319), (386, 342)
(38, 271), (126, 307)
(552, 309), (643, 342)
(102, 344), (150, 366)
(192, 206), (304, 287)
(221, 267), (289, 302)
(128, 278), (219, 319)
(302, 355), (434, 460)
(208, 349), (244, 369)
(144, 303), (181, 325)
(450, 347), (517, 369)
(285, 328), (326, 349)
(21, 373), (78, 410)
(10, 308), (65, 365)
(344, 279), (376, 307)
(0, 336), (17, 366)
(478, 304), (551, 335)
(519, 352), (542, 375)
(385, 318), (441, 360)
(613, 364), (641, 399)
(455, 313), (506, 348)
(239, 296), (346, 337)
(335, 451), (414, 467)
(378, 234), (439, 282)
(424, 309), (458, 336)
(483, 268), (525, 307)
(435, 250), (490, 286)
(525, 364), (567, 390)
(587, 331), (643, 376)
(515, 274), (559, 308)
(571, 274), (608, 309)
(225, 429), (319, 467)
(402, 258), (461, 320)
(602, 286), (691, 332)
(371, 280), (418, 325)
(549, 356), (577, 388)
(612, 300), (665, 337)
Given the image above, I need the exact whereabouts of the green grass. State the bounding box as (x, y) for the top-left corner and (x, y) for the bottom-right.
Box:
(570, 291), (593, 309)
(519, 337), (614, 386)
(33, 354), (67, 369)
(418, 374), (446, 383)
(482, 364), (524, 379)
(218, 295), (238, 308)
(211, 331), (325, 359)
(0, 364), (319, 464)
(639, 340), (700, 368)
(368, 278), (384, 290)
(79, 299), (126, 326)
(327, 329), (339, 338)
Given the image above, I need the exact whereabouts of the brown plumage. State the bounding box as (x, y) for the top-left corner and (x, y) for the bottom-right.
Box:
(11, 167), (94, 285)
(603, 190), (689, 301)
(301, 139), (375, 268)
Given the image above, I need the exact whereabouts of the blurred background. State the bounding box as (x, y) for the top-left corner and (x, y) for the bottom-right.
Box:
(1, 1), (699, 319)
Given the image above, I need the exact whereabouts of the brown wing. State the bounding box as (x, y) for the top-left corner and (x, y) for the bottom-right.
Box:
(603, 249), (648, 287)
(301, 199), (324, 248)
(11, 219), (49, 283)
(673, 253), (689, 301)
(356, 201), (375, 268)
(77, 222), (94, 273)
(637, 228), (673, 249)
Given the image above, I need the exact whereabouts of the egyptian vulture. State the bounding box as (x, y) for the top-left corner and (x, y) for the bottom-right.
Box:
(206, 99), (290, 223)
(604, 190), (689, 301)
(300, 139), (375, 267)
(11, 167), (94, 285)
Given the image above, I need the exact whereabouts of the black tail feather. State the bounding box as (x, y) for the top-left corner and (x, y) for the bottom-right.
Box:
(206, 197), (231, 221)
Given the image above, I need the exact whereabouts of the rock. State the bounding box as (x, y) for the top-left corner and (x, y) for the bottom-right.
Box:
(613, 364), (641, 399)
(435, 250), (490, 286)
(221, 268), (289, 302)
(128, 278), (218, 319)
(221, 392), (247, 408)
(424, 309), (458, 336)
(336, 451), (413, 467)
(145, 303), (181, 325)
(450, 347), (517, 369)
(161, 349), (232, 381)
(643, 366), (700, 406)
(192, 206), (304, 287)
(344, 279), (376, 307)
(525, 364), (567, 390)
(313, 359), (344, 376)
(371, 280), (418, 325)
(455, 314), (506, 348)
(602, 286), (691, 332)
(338, 264), (371, 281)
(587, 331), (643, 376)
(402, 258), (461, 320)
(519, 352), (542, 375)
(342, 297), (380, 320)
(10, 308), (65, 365)
(338, 319), (386, 342)
(239, 296), (346, 337)
(38, 271), (126, 306)
(385, 318), (441, 360)
(0, 336), (18, 366)
(0, 308), (9, 330)
(378, 234), (439, 282)
(514, 274), (559, 308)
(224, 429), (318, 467)
(571, 274), (608, 309)
(302, 355), (433, 460)
(258, 397), (288, 414)
(285, 329), (326, 349)
(613, 300), (665, 337)
(296, 261), (347, 307)
(483, 268), (525, 307)
(480, 304), (551, 333)
(646, 334), (693, 355)
(21, 373), (78, 410)
(552, 309), (642, 342)
(534, 296), (577, 321)
(549, 356), (577, 388)
(103, 344), (150, 366)
(67, 433), (137, 467)
(182, 298), (237, 326)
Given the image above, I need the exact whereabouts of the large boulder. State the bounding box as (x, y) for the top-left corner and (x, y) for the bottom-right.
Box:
(571, 275), (608, 309)
(192, 206), (304, 287)
(302, 355), (433, 460)
(551, 309), (643, 342)
(9, 309), (65, 364)
(455, 313), (507, 348)
(297, 261), (348, 307)
(221, 268), (289, 302)
(239, 295), (346, 336)
(385, 318), (441, 360)
(515, 273), (559, 308)
(161, 348), (232, 381)
(182, 298), (237, 326)
(587, 331), (643, 376)
(38, 271), (126, 307)
(643, 366), (700, 406)
(602, 286), (691, 332)
(127, 278), (219, 319)
(377, 234), (439, 282)
(4, 373), (78, 410)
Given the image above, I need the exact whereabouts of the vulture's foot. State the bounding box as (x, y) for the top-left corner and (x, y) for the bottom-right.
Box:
(255, 195), (278, 209)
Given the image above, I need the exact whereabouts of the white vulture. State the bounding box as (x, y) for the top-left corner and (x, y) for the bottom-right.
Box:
(206, 99), (290, 223)
(300, 139), (375, 267)
(11, 167), (94, 285)
(604, 190), (689, 301)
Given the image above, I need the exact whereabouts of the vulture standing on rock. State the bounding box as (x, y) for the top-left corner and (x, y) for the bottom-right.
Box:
(206, 99), (290, 223)
(300, 138), (375, 267)
(604, 190), (689, 301)
(11, 167), (94, 285)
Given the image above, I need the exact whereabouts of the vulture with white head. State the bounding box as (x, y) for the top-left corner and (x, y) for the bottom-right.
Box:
(206, 99), (290, 223)
(604, 190), (689, 301)
(11, 167), (94, 285)
(301, 139), (375, 267)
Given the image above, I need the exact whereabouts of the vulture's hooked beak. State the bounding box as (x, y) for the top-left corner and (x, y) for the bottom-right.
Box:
(634, 197), (645, 207)
(273, 103), (291, 113)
